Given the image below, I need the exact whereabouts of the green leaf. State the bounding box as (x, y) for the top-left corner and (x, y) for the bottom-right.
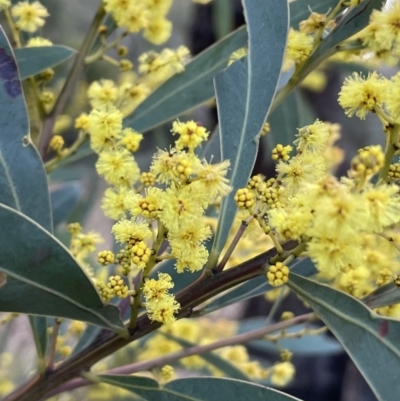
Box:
(99, 375), (304, 401)
(362, 282), (400, 309)
(14, 46), (75, 80)
(28, 315), (48, 369)
(0, 26), (54, 361)
(210, 0), (288, 257)
(290, 0), (339, 29)
(0, 26), (52, 231)
(0, 204), (124, 332)
(288, 273), (400, 401)
(162, 332), (249, 381)
(50, 181), (83, 227)
(124, 26), (248, 133)
(264, 91), (300, 153)
(238, 318), (342, 356)
(298, 0), (382, 82)
(204, 258), (317, 314)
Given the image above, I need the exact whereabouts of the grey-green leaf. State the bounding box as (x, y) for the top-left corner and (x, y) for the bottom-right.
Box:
(0, 26), (54, 360)
(264, 91), (300, 153)
(0, 26), (52, 231)
(210, 0), (288, 258)
(124, 26), (247, 133)
(14, 46), (75, 80)
(99, 375), (304, 401)
(362, 282), (400, 309)
(50, 181), (83, 227)
(297, 0), (382, 83)
(0, 204), (124, 332)
(162, 332), (249, 381)
(28, 315), (48, 367)
(288, 273), (400, 401)
(204, 258), (317, 314)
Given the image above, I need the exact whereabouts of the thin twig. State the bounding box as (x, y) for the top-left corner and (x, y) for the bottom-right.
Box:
(38, 4), (106, 158)
(45, 312), (315, 397)
(213, 218), (251, 273)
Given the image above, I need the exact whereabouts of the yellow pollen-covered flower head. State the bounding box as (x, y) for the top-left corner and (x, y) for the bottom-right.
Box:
(338, 72), (387, 119)
(11, 1), (49, 32)
(96, 148), (140, 187)
(171, 120), (209, 152)
(87, 107), (123, 153)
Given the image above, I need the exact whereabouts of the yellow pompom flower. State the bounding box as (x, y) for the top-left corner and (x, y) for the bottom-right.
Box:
(146, 296), (180, 326)
(101, 186), (130, 220)
(169, 218), (211, 273)
(26, 36), (52, 47)
(75, 113), (90, 132)
(159, 187), (203, 231)
(160, 365), (175, 382)
(143, 273), (180, 326)
(385, 72), (400, 122)
(0, 0), (10, 11)
(171, 120), (209, 152)
(283, 28), (313, 70)
(362, 2), (400, 56)
(49, 135), (64, 153)
(88, 107), (123, 153)
(87, 79), (118, 108)
(144, 17), (172, 45)
(277, 154), (326, 194)
(150, 148), (201, 185)
(271, 362), (295, 387)
(299, 12), (328, 34)
(112, 218), (152, 244)
(338, 72), (387, 119)
(362, 184), (400, 232)
(294, 120), (329, 153)
(96, 148), (140, 187)
(307, 236), (364, 276)
(119, 5), (149, 33)
(310, 192), (368, 239)
(120, 128), (143, 152)
(70, 231), (103, 259)
(147, 0), (173, 17)
(11, 1), (49, 32)
(125, 187), (163, 220)
(268, 207), (312, 240)
(143, 272), (174, 300)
